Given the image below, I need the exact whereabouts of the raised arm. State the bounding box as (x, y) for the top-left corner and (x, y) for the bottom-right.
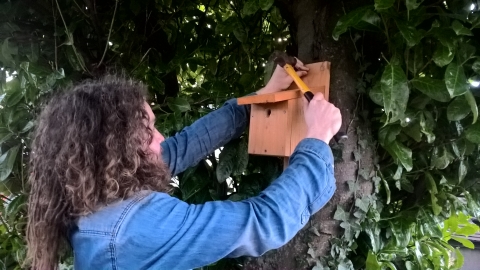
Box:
(161, 60), (309, 176)
(160, 98), (250, 176)
(117, 93), (342, 269)
(118, 138), (335, 269)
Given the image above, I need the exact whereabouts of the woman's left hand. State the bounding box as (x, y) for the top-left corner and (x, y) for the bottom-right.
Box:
(257, 58), (309, 95)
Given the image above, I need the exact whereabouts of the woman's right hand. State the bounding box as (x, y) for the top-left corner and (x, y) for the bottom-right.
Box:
(304, 93), (342, 144)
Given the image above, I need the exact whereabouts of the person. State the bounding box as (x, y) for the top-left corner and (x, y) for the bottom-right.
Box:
(26, 59), (342, 269)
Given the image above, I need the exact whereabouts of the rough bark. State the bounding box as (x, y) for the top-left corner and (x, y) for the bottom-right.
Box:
(244, 1), (373, 269)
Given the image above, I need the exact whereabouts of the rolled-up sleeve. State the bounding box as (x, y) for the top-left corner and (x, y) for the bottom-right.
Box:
(161, 98), (250, 176)
(118, 138), (336, 269)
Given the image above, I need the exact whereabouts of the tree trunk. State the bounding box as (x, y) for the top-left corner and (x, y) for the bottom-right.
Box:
(244, 1), (373, 269)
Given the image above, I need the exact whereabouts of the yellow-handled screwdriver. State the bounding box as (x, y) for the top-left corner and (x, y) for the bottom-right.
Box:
(274, 56), (348, 143)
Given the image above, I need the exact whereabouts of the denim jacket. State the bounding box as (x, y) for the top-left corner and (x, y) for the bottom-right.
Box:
(70, 98), (336, 270)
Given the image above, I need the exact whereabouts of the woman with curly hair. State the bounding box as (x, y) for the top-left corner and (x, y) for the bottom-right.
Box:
(26, 60), (341, 269)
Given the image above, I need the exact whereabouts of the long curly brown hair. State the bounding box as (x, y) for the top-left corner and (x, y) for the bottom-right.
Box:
(26, 76), (172, 269)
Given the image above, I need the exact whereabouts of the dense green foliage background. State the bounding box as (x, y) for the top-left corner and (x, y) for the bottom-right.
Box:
(0, 0), (480, 269)
(324, 0), (480, 269)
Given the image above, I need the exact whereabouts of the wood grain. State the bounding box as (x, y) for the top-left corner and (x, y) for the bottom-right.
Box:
(243, 62), (331, 157)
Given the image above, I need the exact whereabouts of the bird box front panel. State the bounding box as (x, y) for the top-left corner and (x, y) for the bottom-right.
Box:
(248, 101), (289, 157)
(238, 61), (331, 158)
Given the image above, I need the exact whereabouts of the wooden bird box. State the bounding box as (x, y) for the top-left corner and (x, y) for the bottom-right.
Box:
(237, 62), (331, 159)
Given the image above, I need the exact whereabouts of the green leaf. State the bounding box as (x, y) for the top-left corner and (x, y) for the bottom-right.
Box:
(465, 122), (480, 143)
(307, 247), (316, 258)
(444, 215), (460, 235)
(1, 38), (17, 66)
(457, 43), (476, 64)
(382, 177), (391, 204)
(349, 181), (362, 196)
(366, 251), (381, 269)
(215, 17), (238, 35)
(452, 20), (473, 36)
(458, 160), (467, 182)
(334, 205), (349, 221)
(366, 225), (382, 252)
(457, 224), (479, 236)
(423, 212), (443, 238)
(6, 194), (26, 217)
(233, 25), (248, 43)
(259, 0), (274, 10)
(65, 46), (82, 71)
(355, 197), (370, 212)
(378, 124), (401, 146)
(0, 127), (13, 144)
(411, 77), (450, 102)
(454, 248), (464, 268)
(431, 193), (442, 215)
(242, 0), (259, 16)
(425, 172), (438, 194)
(407, 45), (424, 75)
(382, 262), (397, 270)
(428, 240), (450, 263)
(406, 0), (423, 10)
(369, 83), (383, 105)
(375, 0), (395, 10)
(0, 145), (20, 181)
(167, 97), (191, 112)
(233, 141), (248, 175)
(465, 90), (478, 124)
(447, 95), (471, 121)
(420, 111), (436, 143)
(433, 43), (454, 67)
(451, 236), (474, 249)
(390, 221), (412, 247)
(385, 141), (413, 171)
(19, 120), (34, 133)
(472, 59), (480, 74)
(400, 178), (414, 193)
(146, 72), (165, 95)
(239, 73), (255, 88)
(396, 21), (423, 47)
(216, 147), (235, 183)
(431, 146), (454, 169)
(381, 64), (409, 123)
(4, 89), (24, 107)
(452, 138), (467, 157)
(403, 122), (422, 142)
(445, 62), (469, 97)
(332, 7), (381, 41)
(433, 28), (456, 50)
(393, 165), (402, 180)
(216, 140), (249, 183)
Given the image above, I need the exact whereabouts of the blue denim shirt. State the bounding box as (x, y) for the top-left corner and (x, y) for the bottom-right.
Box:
(70, 98), (336, 270)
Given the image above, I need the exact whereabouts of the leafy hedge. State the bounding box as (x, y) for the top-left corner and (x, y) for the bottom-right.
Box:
(318, 0), (480, 269)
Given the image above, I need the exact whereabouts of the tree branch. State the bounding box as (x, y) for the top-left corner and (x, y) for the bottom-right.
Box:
(97, 0), (118, 68)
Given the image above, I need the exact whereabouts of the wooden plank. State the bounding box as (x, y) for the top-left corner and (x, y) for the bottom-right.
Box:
(245, 61), (332, 162)
(284, 62), (331, 157)
(237, 89), (301, 105)
(284, 98), (295, 155)
(287, 97), (308, 156)
(248, 102), (289, 156)
(238, 61), (330, 105)
(288, 62), (330, 101)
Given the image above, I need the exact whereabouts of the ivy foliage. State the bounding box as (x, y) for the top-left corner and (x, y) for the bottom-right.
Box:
(312, 0), (480, 269)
